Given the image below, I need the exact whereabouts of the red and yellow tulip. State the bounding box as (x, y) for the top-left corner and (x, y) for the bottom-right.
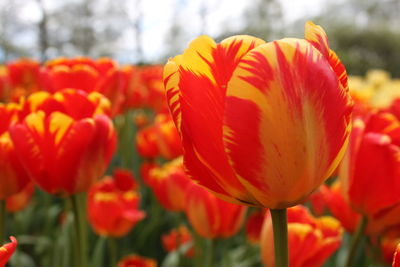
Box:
(0, 102), (30, 199)
(9, 89), (116, 195)
(0, 236), (17, 267)
(261, 205), (343, 267)
(147, 157), (193, 211)
(164, 21), (352, 209)
(184, 182), (246, 239)
(162, 225), (194, 257)
(87, 170), (145, 237)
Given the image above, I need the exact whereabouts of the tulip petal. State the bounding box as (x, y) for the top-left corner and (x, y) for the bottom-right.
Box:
(223, 39), (352, 208)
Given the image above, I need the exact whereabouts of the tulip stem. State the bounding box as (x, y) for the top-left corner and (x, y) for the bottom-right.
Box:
(270, 208), (289, 267)
(345, 216), (367, 267)
(0, 199), (5, 243)
(208, 239), (216, 267)
(71, 193), (88, 267)
(108, 237), (117, 267)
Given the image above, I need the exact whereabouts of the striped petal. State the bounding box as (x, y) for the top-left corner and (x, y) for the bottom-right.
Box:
(223, 39), (352, 208)
(174, 35), (265, 205)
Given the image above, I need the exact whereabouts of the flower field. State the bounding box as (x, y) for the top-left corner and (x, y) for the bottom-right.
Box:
(0, 21), (400, 267)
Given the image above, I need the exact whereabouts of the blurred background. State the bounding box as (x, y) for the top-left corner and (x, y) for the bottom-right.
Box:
(0, 0), (399, 76)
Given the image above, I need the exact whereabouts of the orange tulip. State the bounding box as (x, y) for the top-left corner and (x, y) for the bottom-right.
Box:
(9, 89), (116, 195)
(117, 254), (157, 267)
(162, 225), (194, 257)
(6, 182), (35, 213)
(147, 157), (193, 211)
(246, 209), (266, 244)
(340, 111), (400, 233)
(0, 102), (30, 199)
(164, 21), (352, 209)
(87, 171), (145, 237)
(261, 205), (343, 267)
(0, 236), (17, 267)
(185, 182), (246, 239)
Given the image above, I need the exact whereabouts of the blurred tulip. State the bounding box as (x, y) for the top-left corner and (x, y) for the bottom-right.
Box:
(153, 113), (182, 159)
(88, 171), (145, 237)
(261, 205), (343, 267)
(147, 157), (193, 211)
(9, 89), (116, 196)
(393, 243), (400, 267)
(340, 111), (400, 234)
(0, 236), (17, 267)
(381, 228), (400, 264)
(317, 182), (361, 233)
(164, 21), (352, 209)
(6, 182), (34, 213)
(185, 182), (246, 239)
(246, 209), (266, 244)
(117, 254), (157, 267)
(0, 102), (30, 199)
(41, 57), (124, 115)
(136, 125), (159, 159)
(162, 225), (194, 257)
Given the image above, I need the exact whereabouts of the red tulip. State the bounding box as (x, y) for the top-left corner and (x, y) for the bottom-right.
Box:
(162, 225), (194, 257)
(136, 125), (160, 159)
(164, 21), (352, 208)
(245, 209), (266, 244)
(117, 254), (157, 267)
(316, 182), (361, 233)
(153, 113), (182, 160)
(185, 182), (246, 239)
(340, 111), (400, 234)
(88, 171), (145, 237)
(9, 89), (116, 195)
(0, 102), (30, 199)
(381, 228), (400, 264)
(0, 236), (17, 267)
(261, 205), (343, 267)
(147, 157), (193, 211)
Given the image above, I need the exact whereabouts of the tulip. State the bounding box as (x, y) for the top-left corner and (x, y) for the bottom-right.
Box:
(246, 209), (266, 244)
(6, 59), (41, 102)
(6, 182), (35, 213)
(147, 157), (193, 211)
(393, 243), (400, 267)
(136, 125), (160, 159)
(164, 21), (351, 209)
(261, 205), (343, 267)
(41, 57), (124, 115)
(153, 113), (182, 160)
(185, 182), (246, 239)
(0, 236), (17, 267)
(87, 171), (145, 237)
(162, 225), (194, 257)
(311, 182), (361, 233)
(9, 89), (116, 196)
(0, 102), (30, 199)
(117, 254), (157, 267)
(381, 229), (400, 264)
(164, 21), (351, 267)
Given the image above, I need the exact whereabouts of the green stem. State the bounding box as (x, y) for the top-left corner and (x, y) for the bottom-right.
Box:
(344, 216), (367, 267)
(208, 239), (216, 267)
(108, 237), (117, 267)
(71, 193), (88, 267)
(0, 199), (5, 243)
(270, 209), (288, 267)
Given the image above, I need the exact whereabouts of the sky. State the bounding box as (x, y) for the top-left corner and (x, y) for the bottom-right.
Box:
(1, 0), (332, 63)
